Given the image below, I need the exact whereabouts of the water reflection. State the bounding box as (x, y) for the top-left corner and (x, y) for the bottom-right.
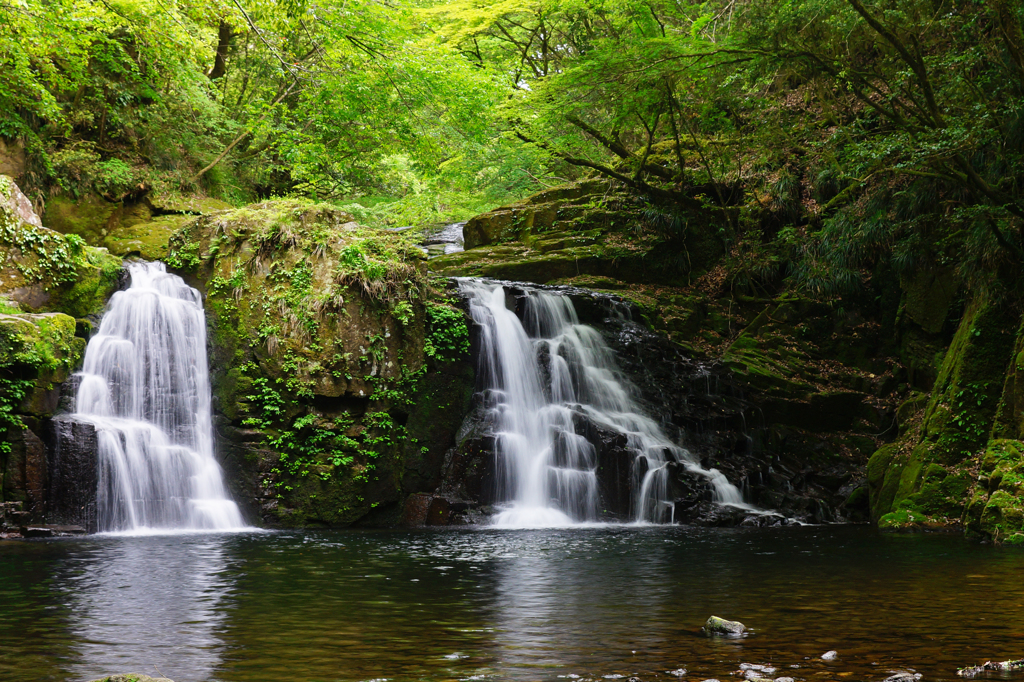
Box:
(489, 528), (673, 679)
(4, 526), (1024, 682)
(60, 534), (239, 682)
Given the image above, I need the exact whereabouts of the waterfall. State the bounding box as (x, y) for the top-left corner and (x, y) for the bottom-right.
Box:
(460, 278), (751, 528)
(73, 262), (245, 532)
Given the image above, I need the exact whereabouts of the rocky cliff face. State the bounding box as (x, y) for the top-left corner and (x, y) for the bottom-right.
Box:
(425, 282), (879, 526)
(165, 201), (475, 526)
(14, 172), (1024, 540)
(0, 176), (121, 531)
(430, 179), (993, 532)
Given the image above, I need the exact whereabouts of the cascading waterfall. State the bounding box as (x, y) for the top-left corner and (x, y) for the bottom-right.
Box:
(73, 261), (245, 532)
(461, 278), (751, 528)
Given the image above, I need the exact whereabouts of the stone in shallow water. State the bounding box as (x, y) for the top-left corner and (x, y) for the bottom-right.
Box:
(882, 673), (922, 682)
(822, 650), (839, 661)
(701, 615), (746, 636)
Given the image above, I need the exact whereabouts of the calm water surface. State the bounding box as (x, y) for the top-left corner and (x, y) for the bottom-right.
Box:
(1, 525), (1023, 682)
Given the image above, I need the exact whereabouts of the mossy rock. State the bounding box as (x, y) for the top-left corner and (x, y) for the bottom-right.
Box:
(167, 199), (473, 527)
(0, 311), (83, 416)
(0, 176), (121, 318)
(964, 439), (1024, 542)
(901, 266), (958, 335)
(43, 191), (231, 259)
(43, 194), (124, 244)
(145, 191), (232, 214)
(462, 180), (607, 249)
(86, 671), (174, 675)
(871, 293), (1017, 530)
(101, 215), (191, 259)
(438, 178), (724, 286)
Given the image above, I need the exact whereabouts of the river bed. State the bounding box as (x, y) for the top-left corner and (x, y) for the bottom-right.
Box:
(1, 525), (1022, 682)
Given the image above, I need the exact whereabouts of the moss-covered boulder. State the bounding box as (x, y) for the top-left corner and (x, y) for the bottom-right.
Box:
(433, 178), (725, 286)
(0, 303), (86, 512)
(0, 176), (121, 318)
(167, 200), (474, 527)
(44, 190), (230, 260)
(963, 439), (1024, 543)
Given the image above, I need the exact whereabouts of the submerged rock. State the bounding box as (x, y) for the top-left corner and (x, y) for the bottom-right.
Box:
(883, 673), (922, 682)
(701, 615), (745, 636)
(821, 650), (839, 661)
(958, 659), (1024, 678)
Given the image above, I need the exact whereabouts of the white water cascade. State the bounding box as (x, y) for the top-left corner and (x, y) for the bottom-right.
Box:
(74, 261), (245, 532)
(461, 278), (751, 528)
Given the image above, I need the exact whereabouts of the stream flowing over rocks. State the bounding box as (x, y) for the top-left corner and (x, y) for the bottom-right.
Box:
(417, 278), (867, 527)
(0, 177), (889, 532)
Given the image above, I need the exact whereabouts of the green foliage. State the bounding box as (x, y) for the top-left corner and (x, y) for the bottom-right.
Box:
(0, 378), (30, 456)
(0, 0), (550, 221)
(424, 301), (470, 361)
(0, 313), (81, 458)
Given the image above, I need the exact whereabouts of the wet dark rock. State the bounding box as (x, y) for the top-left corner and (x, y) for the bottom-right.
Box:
(402, 492), (433, 526)
(701, 615), (745, 636)
(436, 279), (874, 525)
(598, 300), (870, 524)
(45, 417), (98, 531)
(573, 413), (633, 517)
(19, 526), (52, 537)
(426, 497), (451, 525)
(18, 524), (85, 537)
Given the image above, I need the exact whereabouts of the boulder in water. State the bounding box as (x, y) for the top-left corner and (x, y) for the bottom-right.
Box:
(882, 674), (922, 682)
(958, 659), (1024, 678)
(701, 615), (745, 636)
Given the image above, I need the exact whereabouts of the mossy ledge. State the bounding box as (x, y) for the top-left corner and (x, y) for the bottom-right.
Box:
(167, 200), (474, 527)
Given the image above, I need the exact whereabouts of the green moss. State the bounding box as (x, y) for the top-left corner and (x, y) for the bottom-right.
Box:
(871, 293), (1017, 532)
(1, 182), (121, 318)
(174, 199), (471, 527)
(867, 444), (901, 521)
(0, 311), (83, 471)
(434, 178), (721, 286)
(964, 439), (1024, 542)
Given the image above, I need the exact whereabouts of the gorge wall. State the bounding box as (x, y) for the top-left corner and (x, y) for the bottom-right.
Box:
(433, 178), (1024, 540)
(6, 171), (1024, 541)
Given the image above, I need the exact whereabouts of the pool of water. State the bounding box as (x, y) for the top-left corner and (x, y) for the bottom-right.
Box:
(2, 525), (1023, 682)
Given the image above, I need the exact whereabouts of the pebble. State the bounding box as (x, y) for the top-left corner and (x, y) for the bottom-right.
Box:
(740, 663), (776, 674)
(822, 650), (839, 661)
